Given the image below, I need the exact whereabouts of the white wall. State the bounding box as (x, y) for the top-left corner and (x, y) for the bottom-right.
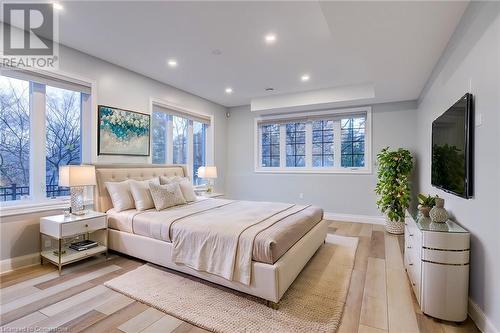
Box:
(59, 46), (228, 183)
(225, 101), (417, 217)
(0, 44), (228, 263)
(415, 2), (500, 330)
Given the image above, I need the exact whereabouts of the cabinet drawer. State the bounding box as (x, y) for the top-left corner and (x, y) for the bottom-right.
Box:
(422, 248), (469, 265)
(61, 217), (107, 237)
(405, 229), (421, 255)
(405, 216), (416, 233)
(410, 263), (421, 304)
(422, 232), (470, 250)
(405, 218), (422, 245)
(405, 251), (421, 303)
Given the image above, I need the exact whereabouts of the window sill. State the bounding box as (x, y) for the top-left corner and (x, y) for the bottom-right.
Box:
(254, 167), (372, 175)
(0, 198), (93, 218)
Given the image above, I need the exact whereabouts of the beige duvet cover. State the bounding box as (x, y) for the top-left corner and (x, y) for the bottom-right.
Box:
(107, 198), (323, 285)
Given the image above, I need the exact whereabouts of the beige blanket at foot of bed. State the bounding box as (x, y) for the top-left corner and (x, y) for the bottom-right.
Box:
(171, 201), (310, 285)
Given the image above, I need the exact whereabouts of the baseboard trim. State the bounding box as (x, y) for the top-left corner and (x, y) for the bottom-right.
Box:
(469, 298), (499, 333)
(324, 212), (385, 225)
(0, 252), (40, 274)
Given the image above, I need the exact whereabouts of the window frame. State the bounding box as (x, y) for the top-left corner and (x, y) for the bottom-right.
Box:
(254, 107), (372, 174)
(149, 99), (214, 186)
(0, 68), (94, 211)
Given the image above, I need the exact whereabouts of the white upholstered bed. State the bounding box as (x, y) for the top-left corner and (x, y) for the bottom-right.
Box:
(94, 164), (328, 305)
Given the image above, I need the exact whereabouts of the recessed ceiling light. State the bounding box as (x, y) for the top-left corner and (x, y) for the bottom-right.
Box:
(53, 2), (63, 10)
(301, 74), (310, 82)
(225, 87), (233, 94)
(167, 59), (177, 67)
(265, 87), (275, 92)
(265, 33), (277, 44)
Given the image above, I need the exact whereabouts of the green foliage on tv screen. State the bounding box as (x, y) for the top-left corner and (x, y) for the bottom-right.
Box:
(432, 144), (465, 195)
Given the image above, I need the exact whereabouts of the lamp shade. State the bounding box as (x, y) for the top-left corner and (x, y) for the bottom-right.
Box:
(58, 165), (96, 187)
(197, 166), (217, 179)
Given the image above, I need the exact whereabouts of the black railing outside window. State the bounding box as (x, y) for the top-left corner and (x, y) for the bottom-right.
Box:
(0, 184), (70, 201)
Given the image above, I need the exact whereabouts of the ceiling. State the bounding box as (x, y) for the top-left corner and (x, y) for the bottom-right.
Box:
(51, 1), (467, 107)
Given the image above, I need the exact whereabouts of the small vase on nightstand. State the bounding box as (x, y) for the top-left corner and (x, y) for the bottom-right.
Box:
(429, 197), (449, 223)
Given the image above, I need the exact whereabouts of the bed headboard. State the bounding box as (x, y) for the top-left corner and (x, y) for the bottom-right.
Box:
(93, 164), (188, 213)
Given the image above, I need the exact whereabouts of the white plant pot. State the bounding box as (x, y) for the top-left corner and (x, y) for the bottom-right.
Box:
(385, 216), (405, 234)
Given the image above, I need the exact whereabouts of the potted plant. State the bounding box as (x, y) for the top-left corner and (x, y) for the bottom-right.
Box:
(417, 194), (437, 217)
(375, 147), (413, 234)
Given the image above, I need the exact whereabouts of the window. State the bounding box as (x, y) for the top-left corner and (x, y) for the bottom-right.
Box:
(172, 116), (188, 164)
(261, 124), (280, 167)
(255, 107), (371, 173)
(0, 71), (90, 203)
(45, 86), (82, 198)
(312, 120), (334, 167)
(0, 76), (30, 201)
(152, 111), (168, 164)
(192, 121), (207, 185)
(151, 103), (212, 185)
(286, 123), (305, 167)
(341, 117), (365, 167)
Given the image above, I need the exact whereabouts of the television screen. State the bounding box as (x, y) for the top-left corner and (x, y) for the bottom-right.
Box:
(431, 93), (473, 198)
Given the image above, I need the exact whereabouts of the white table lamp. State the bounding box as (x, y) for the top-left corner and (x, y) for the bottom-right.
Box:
(59, 165), (96, 215)
(197, 166), (217, 193)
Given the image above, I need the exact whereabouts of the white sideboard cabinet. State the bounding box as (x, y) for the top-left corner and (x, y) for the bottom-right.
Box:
(404, 211), (470, 322)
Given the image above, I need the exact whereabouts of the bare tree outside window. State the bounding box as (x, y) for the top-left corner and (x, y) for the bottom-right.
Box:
(172, 116), (188, 164)
(341, 117), (365, 167)
(152, 112), (208, 183)
(45, 86), (82, 197)
(312, 120), (334, 167)
(286, 122), (306, 167)
(152, 111), (167, 164)
(261, 124), (280, 167)
(193, 121), (207, 185)
(0, 76), (30, 201)
(1, 75), (84, 202)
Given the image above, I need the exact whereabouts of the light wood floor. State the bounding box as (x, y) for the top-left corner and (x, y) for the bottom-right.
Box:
(0, 221), (479, 333)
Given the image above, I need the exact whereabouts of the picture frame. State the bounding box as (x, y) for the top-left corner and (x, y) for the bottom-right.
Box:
(97, 105), (150, 156)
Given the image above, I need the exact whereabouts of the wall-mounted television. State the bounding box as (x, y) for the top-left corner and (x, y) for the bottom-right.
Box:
(431, 93), (473, 199)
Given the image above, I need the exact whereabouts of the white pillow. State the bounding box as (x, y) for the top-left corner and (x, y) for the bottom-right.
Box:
(105, 180), (135, 212)
(149, 182), (187, 211)
(129, 177), (160, 211)
(159, 176), (197, 202)
(178, 179), (197, 202)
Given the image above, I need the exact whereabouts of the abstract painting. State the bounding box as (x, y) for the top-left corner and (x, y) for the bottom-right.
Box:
(98, 105), (150, 156)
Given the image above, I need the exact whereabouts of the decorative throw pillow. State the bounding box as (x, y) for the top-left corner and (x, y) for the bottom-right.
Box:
(149, 182), (187, 211)
(159, 176), (197, 202)
(105, 180), (135, 212)
(129, 177), (160, 211)
(159, 175), (182, 185)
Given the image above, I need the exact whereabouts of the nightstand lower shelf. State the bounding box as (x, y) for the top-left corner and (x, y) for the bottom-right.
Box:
(41, 245), (107, 266)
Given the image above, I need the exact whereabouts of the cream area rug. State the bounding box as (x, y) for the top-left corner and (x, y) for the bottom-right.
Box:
(105, 234), (358, 333)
